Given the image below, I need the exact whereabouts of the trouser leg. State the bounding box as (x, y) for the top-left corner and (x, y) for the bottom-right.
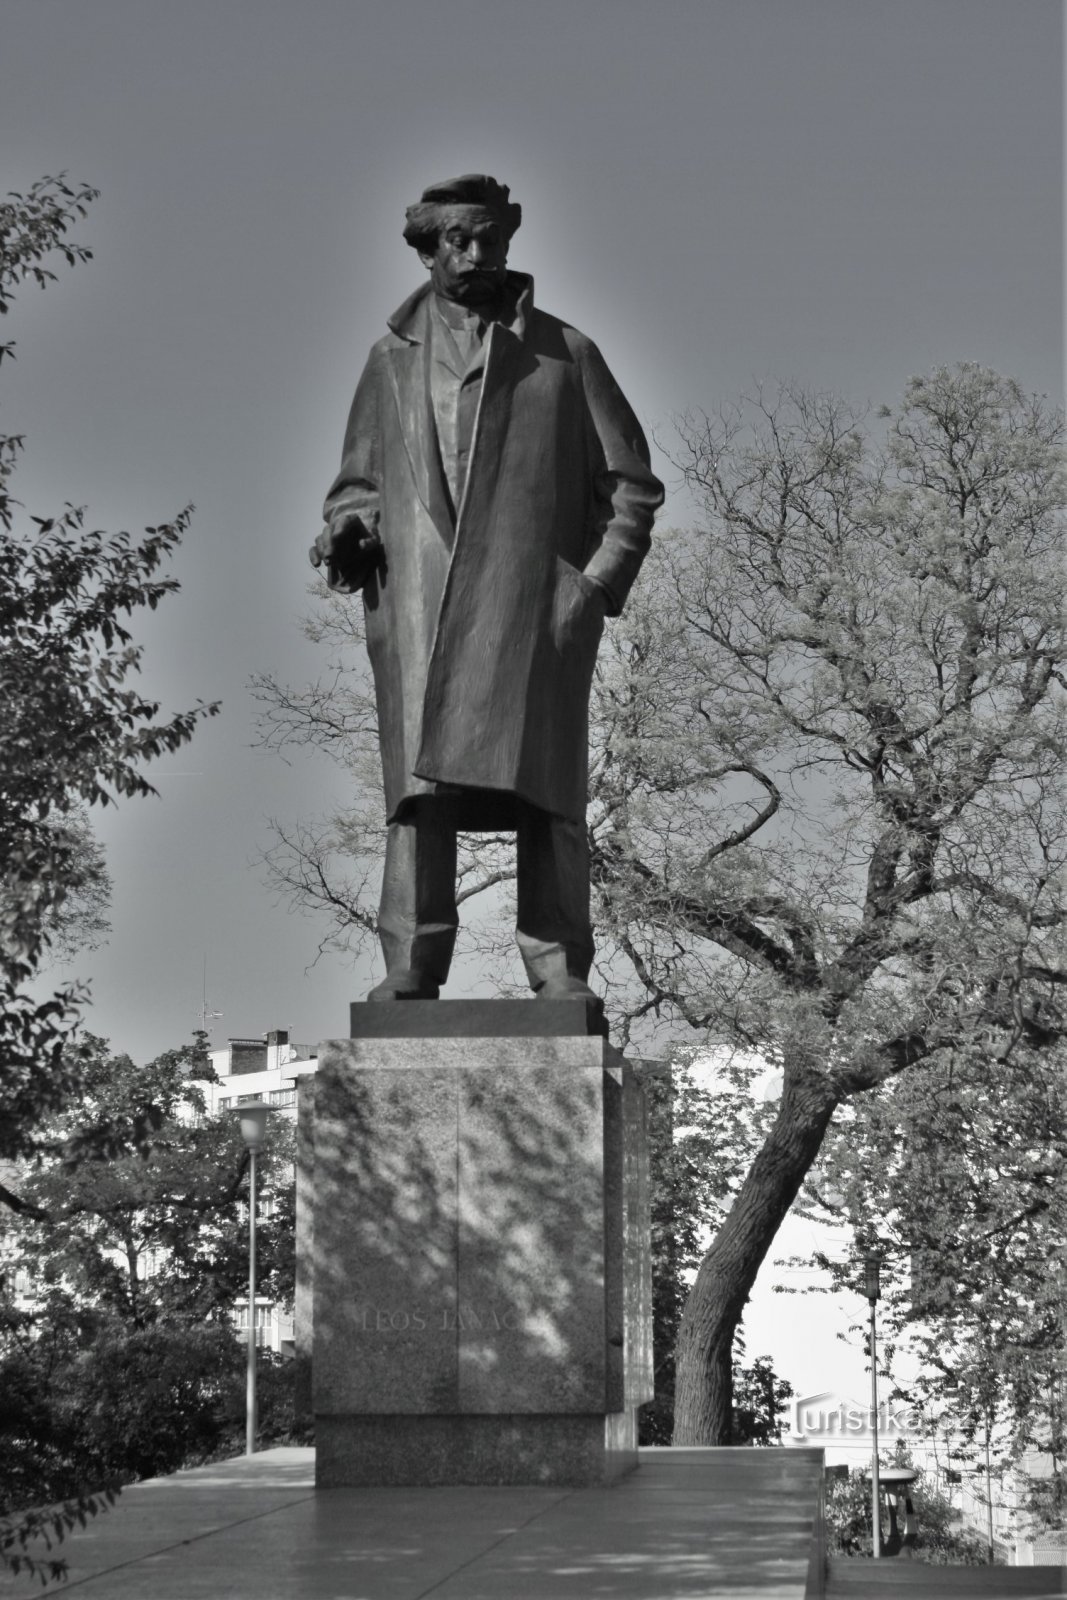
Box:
(377, 802), (459, 986)
(514, 802), (594, 991)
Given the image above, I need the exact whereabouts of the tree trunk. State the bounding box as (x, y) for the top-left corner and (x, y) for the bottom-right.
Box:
(672, 1062), (838, 1444)
(126, 1237), (142, 1326)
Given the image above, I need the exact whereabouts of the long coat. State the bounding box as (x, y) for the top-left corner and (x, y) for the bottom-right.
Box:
(322, 274), (663, 824)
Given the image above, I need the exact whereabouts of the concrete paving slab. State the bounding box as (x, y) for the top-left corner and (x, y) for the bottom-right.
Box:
(2, 1446), (825, 1600)
(0, 1450), (318, 1597)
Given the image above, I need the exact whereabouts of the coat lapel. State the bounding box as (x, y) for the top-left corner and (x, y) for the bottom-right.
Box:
(385, 291), (454, 546)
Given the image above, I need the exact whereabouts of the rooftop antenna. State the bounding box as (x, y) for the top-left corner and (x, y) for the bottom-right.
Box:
(199, 954), (223, 1041)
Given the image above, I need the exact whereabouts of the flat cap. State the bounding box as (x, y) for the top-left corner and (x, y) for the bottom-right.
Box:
(419, 174), (515, 212)
(403, 174), (522, 247)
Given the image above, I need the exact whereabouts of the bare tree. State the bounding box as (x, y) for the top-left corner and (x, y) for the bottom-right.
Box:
(591, 366), (1064, 1440)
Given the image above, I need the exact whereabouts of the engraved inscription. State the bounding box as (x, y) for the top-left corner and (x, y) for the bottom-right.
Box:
(351, 1305), (522, 1332)
(440, 1306), (521, 1331)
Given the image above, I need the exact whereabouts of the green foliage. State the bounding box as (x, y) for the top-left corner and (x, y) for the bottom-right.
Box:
(0, 175), (219, 1196)
(732, 1355), (793, 1447)
(3, 1038), (296, 1330)
(1, 501), (214, 965)
(0, 1487), (116, 1587)
(0, 493), (220, 1177)
(824, 1470), (877, 1558)
(0, 175), (97, 325)
(1, 1307), (306, 1519)
(800, 1040), (1066, 1535)
(0, 1036), (301, 1524)
(2, 1314), (236, 1504)
(825, 1465), (992, 1565)
(1023, 1467), (1067, 1546)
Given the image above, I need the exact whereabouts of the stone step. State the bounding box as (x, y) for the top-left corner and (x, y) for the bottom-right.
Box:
(827, 1556), (1065, 1597)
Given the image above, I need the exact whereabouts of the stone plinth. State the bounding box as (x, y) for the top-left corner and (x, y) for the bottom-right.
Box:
(295, 1002), (652, 1486)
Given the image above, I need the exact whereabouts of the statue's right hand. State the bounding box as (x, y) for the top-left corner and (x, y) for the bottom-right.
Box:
(309, 514), (382, 590)
(310, 514), (362, 566)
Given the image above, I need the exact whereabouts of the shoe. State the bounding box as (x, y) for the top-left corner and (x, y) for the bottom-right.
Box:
(535, 974), (599, 1002)
(366, 969), (440, 1001)
(534, 974), (608, 1036)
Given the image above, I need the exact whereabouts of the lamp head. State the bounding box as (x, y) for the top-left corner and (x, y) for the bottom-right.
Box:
(863, 1250), (882, 1303)
(235, 1102), (271, 1150)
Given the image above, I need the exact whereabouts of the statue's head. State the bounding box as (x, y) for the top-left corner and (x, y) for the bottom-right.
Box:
(404, 174), (521, 308)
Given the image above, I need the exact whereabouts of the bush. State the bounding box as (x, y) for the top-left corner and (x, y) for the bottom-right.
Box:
(0, 1308), (310, 1516)
(825, 1466), (995, 1565)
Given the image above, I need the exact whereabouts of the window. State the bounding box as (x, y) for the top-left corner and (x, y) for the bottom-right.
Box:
(234, 1303), (272, 1346)
(138, 1247), (165, 1281)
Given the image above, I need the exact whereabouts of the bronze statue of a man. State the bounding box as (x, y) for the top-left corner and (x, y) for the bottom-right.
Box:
(312, 175), (663, 1002)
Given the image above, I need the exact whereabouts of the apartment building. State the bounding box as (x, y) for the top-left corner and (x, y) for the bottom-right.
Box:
(199, 1028), (318, 1356)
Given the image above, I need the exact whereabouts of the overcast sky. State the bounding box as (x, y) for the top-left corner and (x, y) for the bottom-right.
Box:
(3, 0), (1061, 1066)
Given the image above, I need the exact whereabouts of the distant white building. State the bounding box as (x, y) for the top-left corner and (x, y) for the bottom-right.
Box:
(204, 1027), (318, 1117)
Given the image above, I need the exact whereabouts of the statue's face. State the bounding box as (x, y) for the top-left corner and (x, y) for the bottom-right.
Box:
(419, 205), (508, 306)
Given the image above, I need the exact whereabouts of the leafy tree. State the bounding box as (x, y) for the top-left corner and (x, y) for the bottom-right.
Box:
(731, 1354), (794, 1447)
(0, 176), (219, 1200)
(0, 1035), (299, 1518)
(799, 1038), (1066, 1539)
(255, 364), (1064, 1445)
(5, 1036), (296, 1319)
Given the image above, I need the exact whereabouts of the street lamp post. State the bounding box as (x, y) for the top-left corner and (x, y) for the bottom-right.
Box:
(235, 1102), (271, 1456)
(864, 1250), (883, 1559)
(984, 1414), (995, 1565)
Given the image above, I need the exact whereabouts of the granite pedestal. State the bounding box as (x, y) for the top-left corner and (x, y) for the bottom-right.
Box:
(296, 999), (652, 1487)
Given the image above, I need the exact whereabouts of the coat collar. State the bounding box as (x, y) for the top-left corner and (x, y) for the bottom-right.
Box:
(387, 272), (533, 345)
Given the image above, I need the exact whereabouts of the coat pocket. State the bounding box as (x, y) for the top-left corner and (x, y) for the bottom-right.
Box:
(552, 557), (606, 662)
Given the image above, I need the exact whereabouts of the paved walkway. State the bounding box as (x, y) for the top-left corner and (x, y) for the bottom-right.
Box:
(1, 1447), (824, 1600)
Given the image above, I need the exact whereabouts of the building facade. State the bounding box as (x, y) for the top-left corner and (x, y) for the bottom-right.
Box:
(201, 1029), (318, 1356)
